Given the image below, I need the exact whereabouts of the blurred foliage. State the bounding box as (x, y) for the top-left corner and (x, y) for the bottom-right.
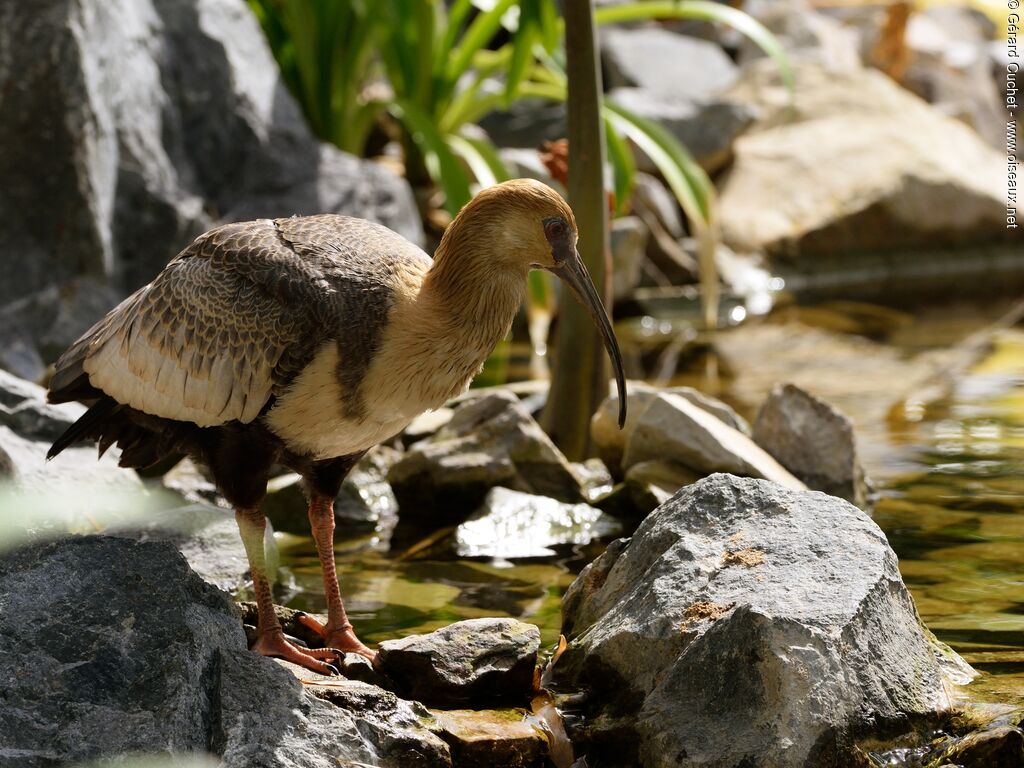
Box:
(248, 0), (790, 225)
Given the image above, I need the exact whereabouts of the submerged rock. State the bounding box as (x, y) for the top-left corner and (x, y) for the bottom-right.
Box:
(556, 474), (971, 768)
(389, 392), (583, 524)
(754, 382), (869, 507)
(455, 487), (621, 559)
(377, 618), (541, 708)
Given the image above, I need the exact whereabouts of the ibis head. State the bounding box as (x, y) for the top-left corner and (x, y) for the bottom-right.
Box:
(438, 179), (627, 427)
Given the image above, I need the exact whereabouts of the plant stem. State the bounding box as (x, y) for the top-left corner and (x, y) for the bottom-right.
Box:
(541, 0), (610, 460)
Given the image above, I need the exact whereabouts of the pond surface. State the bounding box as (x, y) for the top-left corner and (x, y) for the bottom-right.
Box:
(275, 304), (1024, 710)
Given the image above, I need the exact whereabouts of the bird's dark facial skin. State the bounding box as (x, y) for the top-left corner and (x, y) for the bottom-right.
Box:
(542, 216), (573, 265)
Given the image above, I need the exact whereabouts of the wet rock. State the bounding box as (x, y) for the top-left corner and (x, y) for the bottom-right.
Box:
(591, 382), (750, 477)
(0, 536), (245, 763)
(0, 0), (420, 349)
(455, 487), (621, 560)
(573, 458), (614, 503)
(389, 392), (584, 525)
(719, 61), (1011, 260)
(377, 618), (541, 708)
(431, 709), (548, 768)
(557, 475), (971, 768)
(754, 383), (869, 507)
(0, 535), (455, 767)
(621, 392), (803, 489)
(263, 448), (400, 534)
(610, 216), (648, 302)
(602, 27), (737, 100)
(623, 459), (701, 515)
(938, 725), (1024, 768)
(609, 89), (757, 175)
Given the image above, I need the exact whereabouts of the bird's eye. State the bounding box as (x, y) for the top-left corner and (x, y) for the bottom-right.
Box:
(544, 218), (567, 241)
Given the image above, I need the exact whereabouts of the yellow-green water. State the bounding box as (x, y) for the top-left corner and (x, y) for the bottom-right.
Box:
(278, 311), (1024, 711)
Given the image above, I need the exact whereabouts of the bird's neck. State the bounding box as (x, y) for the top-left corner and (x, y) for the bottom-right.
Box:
(406, 236), (526, 403)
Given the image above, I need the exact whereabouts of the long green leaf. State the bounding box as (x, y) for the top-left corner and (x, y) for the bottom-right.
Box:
(391, 100), (473, 214)
(446, 0), (518, 83)
(604, 116), (636, 218)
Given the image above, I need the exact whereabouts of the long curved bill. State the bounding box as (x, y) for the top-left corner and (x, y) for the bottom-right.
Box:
(547, 248), (628, 428)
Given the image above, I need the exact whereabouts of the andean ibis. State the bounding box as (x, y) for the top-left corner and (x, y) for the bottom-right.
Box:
(46, 178), (627, 674)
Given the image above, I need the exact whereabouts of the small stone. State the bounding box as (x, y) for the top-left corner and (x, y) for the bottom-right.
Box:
(455, 487), (621, 560)
(754, 382), (869, 507)
(431, 709), (548, 768)
(377, 618), (541, 708)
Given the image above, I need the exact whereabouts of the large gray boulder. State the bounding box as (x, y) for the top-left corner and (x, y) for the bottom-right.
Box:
(556, 475), (973, 768)
(0, 0), (420, 369)
(719, 61), (1012, 261)
(0, 535), (452, 767)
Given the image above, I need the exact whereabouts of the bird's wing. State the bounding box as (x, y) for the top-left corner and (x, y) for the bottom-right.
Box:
(54, 219), (360, 427)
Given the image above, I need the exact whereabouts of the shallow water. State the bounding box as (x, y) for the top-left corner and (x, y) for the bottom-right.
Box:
(276, 308), (1024, 710)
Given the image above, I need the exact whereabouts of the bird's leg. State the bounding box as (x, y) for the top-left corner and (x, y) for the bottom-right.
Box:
(305, 493), (375, 661)
(234, 507), (341, 674)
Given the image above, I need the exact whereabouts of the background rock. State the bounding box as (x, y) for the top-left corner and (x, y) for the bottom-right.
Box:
(754, 382), (869, 507)
(0, 0), (420, 370)
(557, 475), (971, 768)
(602, 27), (737, 99)
(718, 61), (1011, 261)
(377, 618), (540, 708)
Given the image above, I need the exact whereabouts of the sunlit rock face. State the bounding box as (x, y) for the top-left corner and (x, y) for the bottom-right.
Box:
(556, 474), (974, 768)
(455, 487), (620, 560)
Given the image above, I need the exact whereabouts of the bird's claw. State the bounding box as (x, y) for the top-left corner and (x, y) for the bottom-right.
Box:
(295, 612), (377, 664)
(250, 628), (341, 676)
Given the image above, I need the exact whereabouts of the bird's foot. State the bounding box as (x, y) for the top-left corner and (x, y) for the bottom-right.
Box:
(296, 612), (377, 663)
(250, 628), (343, 675)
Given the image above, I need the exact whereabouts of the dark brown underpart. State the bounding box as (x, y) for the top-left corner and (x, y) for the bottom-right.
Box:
(47, 378), (364, 507)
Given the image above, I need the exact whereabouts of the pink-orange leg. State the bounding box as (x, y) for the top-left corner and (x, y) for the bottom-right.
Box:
(234, 507), (342, 674)
(304, 494), (376, 661)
